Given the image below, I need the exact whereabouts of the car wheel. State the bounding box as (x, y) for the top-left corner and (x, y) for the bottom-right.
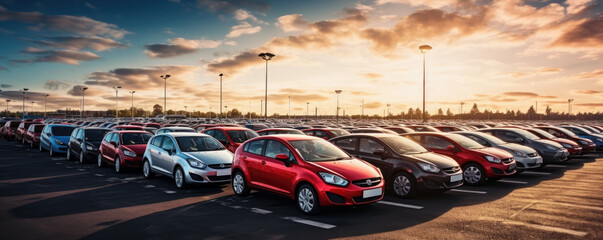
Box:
(142, 160), (154, 179)
(114, 156), (122, 173)
(30, 141), (34, 149)
(390, 172), (416, 198)
(49, 145), (54, 156)
(463, 163), (486, 186)
(97, 154), (104, 168)
(296, 184), (320, 215)
(66, 148), (72, 160)
(39, 142), (44, 152)
(174, 167), (187, 189)
(79, 151), (85, 164)
(232, 171), (250, 196)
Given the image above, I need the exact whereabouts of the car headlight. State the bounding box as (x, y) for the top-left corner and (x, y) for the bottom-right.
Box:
(123, 150), (137, 157)
(318, 172), (349, 186)
(545, 144), (558, 151)
(579, 140), (589, 145)
(54, 139), (64, 145)
(187, 158), (207, 169)
(597, 138), (603, 143)
(86, 144), (96, 151)
(560, 143), (572, 148)
(513, 150), (527, 157)
(483, 155), (501, 163)
(417, 162), (440, 173)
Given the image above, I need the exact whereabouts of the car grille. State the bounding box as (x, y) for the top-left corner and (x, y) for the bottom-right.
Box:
(527, 152), (538, 157)
(209, 163), (232, 169)
(352, 177), (381, 187)
(207, 175), (231, 182)
(443, 166), (461, 174)
(353, 195), (381, 203)
(502, 158), (514, 164)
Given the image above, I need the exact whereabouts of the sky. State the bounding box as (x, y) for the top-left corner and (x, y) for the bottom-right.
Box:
(0, 0), (601, 116)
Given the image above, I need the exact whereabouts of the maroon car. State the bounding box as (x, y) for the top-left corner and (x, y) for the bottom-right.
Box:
(534, 126), (596, 154)
(98, 131), (153, 173)
(112, 125), (145, 131)
(24, 124), (45, 148)
(2, 120), (22, 141)
(16, 122), (34, 143)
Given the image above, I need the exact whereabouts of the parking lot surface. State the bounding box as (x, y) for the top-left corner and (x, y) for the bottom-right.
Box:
(1, 139), (601, 239)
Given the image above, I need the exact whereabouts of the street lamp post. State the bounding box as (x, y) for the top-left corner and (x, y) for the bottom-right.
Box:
(5, 99), (10, 115)
(219, 73), (223, 119)
(184, 105), (187, 118)
(31, 101), (34, 115)
(306, 102), (310, 119)
(81, 87), (88, 119)
(258, 52), (275, 119)
(568, 99), (574, 115)
(160, 74), (171, 116)
(20, 88), (29, 119)
(335, 90), (342, 123)
(113, 86), (122, 118)
(43, 94), (49, 118)
(129, 91), (135, 118)
(419, 45), (432, 123)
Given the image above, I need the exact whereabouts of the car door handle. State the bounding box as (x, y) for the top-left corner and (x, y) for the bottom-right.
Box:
(261, 160), (266, 165)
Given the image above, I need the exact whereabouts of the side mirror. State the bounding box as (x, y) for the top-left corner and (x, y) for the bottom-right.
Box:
(275, 153), (291, 167)
(446, 145), (457, 153)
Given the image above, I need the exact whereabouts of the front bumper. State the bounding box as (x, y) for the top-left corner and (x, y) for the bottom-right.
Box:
(52, 144), (68, 153)
(320, 181), (384, 206)
(567, 146), (582, 155)
(416, 170), (463, 191)
(542, 149), (570, 163)
(121, 156), (143, 168)
(185, 165), (232, 184)
(514, 156), (543, 170)
(485, 162), (517, 177)
(581, 144), (596, 153)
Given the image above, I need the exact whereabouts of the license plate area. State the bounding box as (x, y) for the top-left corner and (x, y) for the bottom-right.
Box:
(450, 174), (462, 182)
(363, 188), (382, 198)
(217, 169), (231, 176)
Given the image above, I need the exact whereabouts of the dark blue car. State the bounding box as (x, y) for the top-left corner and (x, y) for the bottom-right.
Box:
(560, 126), (603, 151)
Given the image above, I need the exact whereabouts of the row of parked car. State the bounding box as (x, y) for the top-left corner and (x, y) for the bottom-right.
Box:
(2, 118), (602, 214)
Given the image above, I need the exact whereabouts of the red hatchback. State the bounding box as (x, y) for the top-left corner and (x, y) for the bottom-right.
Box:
(16, 122), (34, 143)
(523, 128), (582, 155)
(405, 132), (516, 185)
(2, 120), (21, 140)
(24, 124), (45, 148)
(98, 131), (153, 173)
(232, 135), (384, 215)
(202, 127), (259, 153)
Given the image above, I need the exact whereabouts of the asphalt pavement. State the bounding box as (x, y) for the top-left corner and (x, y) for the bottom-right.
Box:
(0, 139), (601, 240)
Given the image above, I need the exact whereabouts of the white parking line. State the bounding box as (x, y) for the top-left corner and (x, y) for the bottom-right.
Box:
(250, 208), (272, 214)
(164, 190), (176, 194)
(498, 179), (528, 184)
(281, 217), (336, 229)
(522, 171), (551, 175)
(143, 185), (155, 188)
(450, 189), (487, 194)
(545, 164), (566, 168)
(94, 174), (104, 177)
(50, 157), (64, 161)
(77, 169), (86, 171)
(377, 201), (424, 209)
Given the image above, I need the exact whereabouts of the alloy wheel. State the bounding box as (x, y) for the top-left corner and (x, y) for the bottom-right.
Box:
(233, 174), (245, 194)
(115, 157), (121, 173)
(464, 166), (482, 184)
(143, 161), (151, 177)
(298, 188), (315, 213)
(393, 175), (411, 196)
(175, 168), (184, 188)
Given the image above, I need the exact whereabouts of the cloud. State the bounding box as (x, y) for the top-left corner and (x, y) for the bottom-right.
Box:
(206, 50), (261, 75)
(574, 103), (603, 107)
(85, 2), (96, 9)
(574, 69), (603, 79)
(43, 80), (70, 90)
(145, 37), (222, 58)
(196, 0), (270, 13)
(234, 9), (263, 23)
(359, 73), (383, 79)
(502, 92), (557, 99)
(376, 0), (465, 9)
(0, 7), (129, 39)
(1, 84), (12, 88)
(550, 15), (603, 48)
(280, 88), (306, 94)
(226, 22), (261, 38)
(350, 91), (375, 96)
(576, 90), (601, 94)
(364, 102), (382, 109)
(276, 14), (308, 32)
(29, 36), (128, 51)
(12, 47), (100, 65)
(501, 67), (563, 78)
(84, 65), (200, 90)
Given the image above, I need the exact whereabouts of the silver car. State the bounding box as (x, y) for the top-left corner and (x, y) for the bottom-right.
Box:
(142, 132), (234, 188)
(455, 131), (543, 171)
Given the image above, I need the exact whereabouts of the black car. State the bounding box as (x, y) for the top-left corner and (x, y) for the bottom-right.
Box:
(67, 127), (112, 163)
(330, 134), (462, 198)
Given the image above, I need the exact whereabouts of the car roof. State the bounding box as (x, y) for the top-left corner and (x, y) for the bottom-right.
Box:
(159, 127), (194, 130)
(302, 128), (343, 131)
(257, 128), (300, 132)
(112, 130), (151, 134)
(205, 127), (250, 131)
(160, 132), (210, 137)
(254, 134), (319, 141)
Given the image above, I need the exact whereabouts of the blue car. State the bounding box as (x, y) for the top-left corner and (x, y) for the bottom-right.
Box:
(560, 126), (603, 151)
(39, 124), (76, 156)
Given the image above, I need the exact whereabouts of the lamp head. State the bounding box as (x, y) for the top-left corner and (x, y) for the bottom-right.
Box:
(335, 90), (342, 94)
(419, 45), (432, 54)
(219, 73), (223, 77)
(259, 52), (275, 61)
(82, 87), (88, 91)
(23, 88), (29, 91)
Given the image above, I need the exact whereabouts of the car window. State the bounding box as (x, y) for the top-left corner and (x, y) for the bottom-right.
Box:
(77, 129), (85, 139)
(314, 130), (330, 138)
(244, 140), (265, 155)
(51, 126), (75, 136)
(264, 140), (293, 160)
(122, 133), (153, 145)
(110, 133), (120, 144)
(150, 136), (164, 147)
(71, 128), (80, 138)
(28, 125), (35, 132)
(204, 130), (214, 136)
(227, 130), (259, 143)
(212, 130), (229, 143)
(104, 133), (113, 142)
(86, 129), (110, 142)
(359, 138), (385, 155)
(497, 131), (521, 142)
(334, 137), (357, 151)
(423, 135), (453, 150)
(464, 135), (489, 146)
(160, 137), (174, 151)
(407, 135), (421, 143)
(176, 136), (225, 152)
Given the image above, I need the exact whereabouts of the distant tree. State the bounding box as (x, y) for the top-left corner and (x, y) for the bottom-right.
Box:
(446, 108), (454, 116)
(414, 108), (422, 118)
(527, 106), (536, 116)
(407, 108), (414, 119)
(470, 103), (480, 115)
(437, 108), (444, 116)
(230, 108), (242, 118)
(545, 105), (552, 115)
(152, 104), (163, 116)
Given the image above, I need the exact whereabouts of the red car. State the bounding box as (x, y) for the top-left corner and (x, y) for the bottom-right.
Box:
(202, 127), (259, 153)
(193, 123), (240, 131)
(405, 125), (441, 132)
(16, 122), (34, 143)
(232, 135), (384, 215)
(404, 132), (516, 185)
(257, 128), (305, 136)
(144, 123), (162, 129)
(301, 128), (350, 140)
(2, 120), (22, 140)
(112, 125), (144, 131)
(534, 126), (596, 154)
(98, 130), (153, 173)
(524, 128), (582, 155)
(24, 124), (45, 148)
(433, 126), (467, 132)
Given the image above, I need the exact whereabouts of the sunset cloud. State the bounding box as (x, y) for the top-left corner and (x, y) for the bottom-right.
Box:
(196, 0), (270, 13)
(502, 92), (557, 99)
(12, 48), (100, 65)
(84, 65), (200, 90)
(29, 36), (128, 51)
(226, 22), (262, 38)
(276, 14), (308, 32)
(576, 90), (601, 95)
(550, 16), (603, 48)
(43, 80), (70, 91)
(574, 69), (603, 79)
(145, 37), (222, 58)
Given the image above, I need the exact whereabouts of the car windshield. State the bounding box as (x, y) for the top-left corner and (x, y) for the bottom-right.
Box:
(529, 128), (555, 139)
(329, 129), (350, 137)
(34, 125), (44, 132)
(121, 133), (153, 145)
(572, 126), (592, 134)
(227, 130), (259, 143)
(289, 139), (350, 162)
(51, 126), (75, 136)
(513, 129), (540, 140)
(469, 132), (507, 145)
(554, 127), (577, 137)
(10, 122), (21, 127)
(381, 136), (429, 154)
(86, 129), (111, 141)
(176, 136), (225, 152)
(446, 134), (485, 149)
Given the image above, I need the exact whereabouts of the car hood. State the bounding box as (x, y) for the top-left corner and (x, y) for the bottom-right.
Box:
(535, 139), (563, 149)
(183, 150), (233, 164)
(52, 136), (70, 143)
(473, 147), (513, 158)
(551, 138), (579, 146)
(308, 159), (381, 180)
(122, 144), (148, 154)
(499, 143), (536, 154)
(408, 152), (458, 168)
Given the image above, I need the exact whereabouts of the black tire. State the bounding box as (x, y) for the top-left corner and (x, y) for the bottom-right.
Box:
(97, 153), (105, 168)
(296, 184), (321, 215)
(49, 144), (54, 156)
(174, 167), (188, 189)
(79, 151), (85, 164)
(462, 163), (486, 186)
(114, 156), (122, 173)
(39, 142), (44, 152)
(142, 160), (154, 179)
(232, 171), (250, 196)
(66, 148), (73, 160)
(390, 172), (417, 198)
